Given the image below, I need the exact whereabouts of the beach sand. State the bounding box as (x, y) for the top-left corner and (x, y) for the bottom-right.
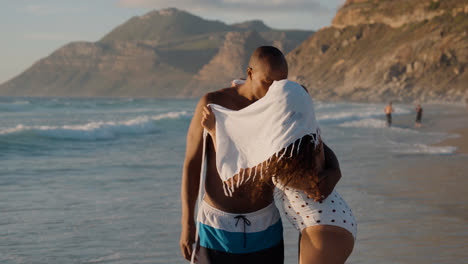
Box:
(430, 104), (468, 154)
(346, 104), (468, 264)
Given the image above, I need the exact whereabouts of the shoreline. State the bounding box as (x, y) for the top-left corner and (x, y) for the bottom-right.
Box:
(388, 103), (468, 155)
(433, 127), (468, 154)
(428, 104), (468, 155)
(348, 103), (468, 263)
(373, 104), (468, 220)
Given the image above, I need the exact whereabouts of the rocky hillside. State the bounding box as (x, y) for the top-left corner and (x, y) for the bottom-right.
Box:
(288, 0), (468, 102)
(181, 31), (268, 97)
(332, 0), (465, 28)
(0, 8), (312, 98)
(0, 41), (194, 97)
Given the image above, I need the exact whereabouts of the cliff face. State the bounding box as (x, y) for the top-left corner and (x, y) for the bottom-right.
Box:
(0, 8), (312, 98)
(288, 0), (468, 102)
(333, 0), (468, 28)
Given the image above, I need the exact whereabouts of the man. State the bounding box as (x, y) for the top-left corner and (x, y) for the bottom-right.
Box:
(415, 104), (423, 128)
(385, 101), (394, 127)
(180, 46), (341, 263)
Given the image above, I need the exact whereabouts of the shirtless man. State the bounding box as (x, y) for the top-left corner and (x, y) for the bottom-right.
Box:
(180, 46), (342, 263)
(385, 102), (394, 127)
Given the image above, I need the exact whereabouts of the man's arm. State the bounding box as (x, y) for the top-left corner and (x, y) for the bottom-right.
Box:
(180, 94), (210, 261)
(285, 89), (342, 200)
(281, 142), (341, 201)
(316, 142), (342, 200)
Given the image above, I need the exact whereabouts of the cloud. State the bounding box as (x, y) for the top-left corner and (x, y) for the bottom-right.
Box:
(117, 0), (330, 13)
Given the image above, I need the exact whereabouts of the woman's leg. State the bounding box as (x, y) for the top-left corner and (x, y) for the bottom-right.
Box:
(299, 225), (354, 264)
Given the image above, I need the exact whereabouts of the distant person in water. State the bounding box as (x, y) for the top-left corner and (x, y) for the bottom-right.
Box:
(415, 104), (423, 128)
(385, 102), (394, 127)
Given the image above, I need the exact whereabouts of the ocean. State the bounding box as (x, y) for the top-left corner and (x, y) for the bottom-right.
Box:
(0, 97), (462, 264)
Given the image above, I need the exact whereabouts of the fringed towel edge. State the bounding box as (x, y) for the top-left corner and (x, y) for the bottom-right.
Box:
(222, 128), (321, 197)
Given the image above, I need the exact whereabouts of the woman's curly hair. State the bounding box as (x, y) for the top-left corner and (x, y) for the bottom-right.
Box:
(229, 133), (324, 199)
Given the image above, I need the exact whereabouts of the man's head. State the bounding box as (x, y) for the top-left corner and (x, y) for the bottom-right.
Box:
(246, 46), (288, 98)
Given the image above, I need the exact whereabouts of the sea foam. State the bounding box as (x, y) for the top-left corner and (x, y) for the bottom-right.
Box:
(0, 111), (191, 140)
(317, 106), (410, 123)
(393, 143), (457, 155)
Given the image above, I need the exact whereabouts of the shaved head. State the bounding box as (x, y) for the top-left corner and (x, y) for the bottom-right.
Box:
(245, 46), (288, 99)
(249, 46), (288, 78)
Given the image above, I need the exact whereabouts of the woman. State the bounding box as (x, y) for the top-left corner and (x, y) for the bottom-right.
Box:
(201, 79), (356, 264)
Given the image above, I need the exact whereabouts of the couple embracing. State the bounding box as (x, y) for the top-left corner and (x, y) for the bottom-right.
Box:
(180, 46), (356, 264)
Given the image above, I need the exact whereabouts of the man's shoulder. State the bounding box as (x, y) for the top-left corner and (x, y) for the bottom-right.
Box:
(201, 87), (238, 104)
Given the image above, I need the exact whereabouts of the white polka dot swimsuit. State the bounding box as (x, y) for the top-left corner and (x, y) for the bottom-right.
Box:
(277, 187), (357, 239)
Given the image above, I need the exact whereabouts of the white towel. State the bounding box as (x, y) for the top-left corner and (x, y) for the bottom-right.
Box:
(206, 79), (321, 196)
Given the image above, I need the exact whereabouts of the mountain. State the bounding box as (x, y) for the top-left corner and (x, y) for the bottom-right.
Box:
(0, 8), (313, 98)
(181, 31), (268, 97)
(100, 8), (230, 43)
(288, 0), (468, 102)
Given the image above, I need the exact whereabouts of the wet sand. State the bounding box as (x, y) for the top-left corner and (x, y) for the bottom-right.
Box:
(345, 104), (468, 264)
(431, 103), (468, 154)
(434, 127), (468, 154)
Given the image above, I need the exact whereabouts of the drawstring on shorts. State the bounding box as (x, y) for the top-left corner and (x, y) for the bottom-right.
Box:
(234, 215), (251, 248)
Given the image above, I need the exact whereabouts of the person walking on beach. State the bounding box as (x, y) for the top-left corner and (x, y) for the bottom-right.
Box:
(415, 104), (423, 128)
(180, 46), (344, 264)
(385, 102), (394, 127)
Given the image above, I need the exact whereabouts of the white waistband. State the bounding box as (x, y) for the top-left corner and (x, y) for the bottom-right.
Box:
(197, 201), (281, 233)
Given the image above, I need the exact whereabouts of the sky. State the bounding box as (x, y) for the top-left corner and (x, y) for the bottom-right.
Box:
(0, 0), (345, 84)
